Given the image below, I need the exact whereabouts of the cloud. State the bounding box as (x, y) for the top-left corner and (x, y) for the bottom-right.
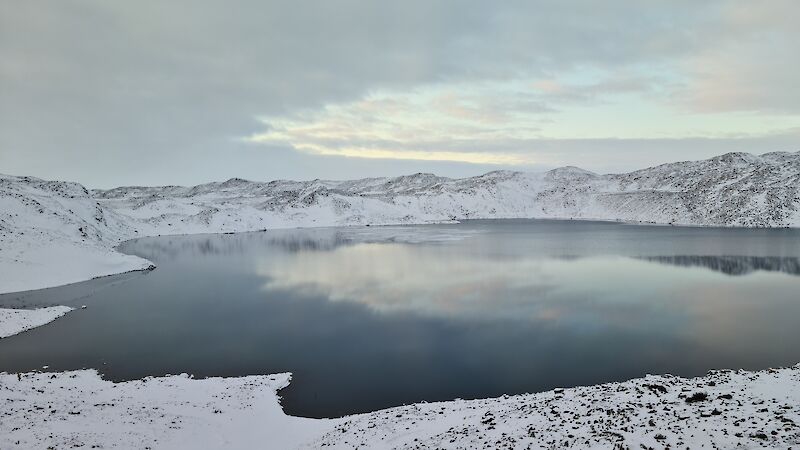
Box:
(1, 0), (798, 186)
(246, 86), (554, 166)
(254, 240), (800, 338)
(245, 82), (800, 171)
(673, 0), (800, 113)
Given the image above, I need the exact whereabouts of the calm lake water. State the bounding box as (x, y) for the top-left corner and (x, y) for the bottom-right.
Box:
(2, 219), (800, 418)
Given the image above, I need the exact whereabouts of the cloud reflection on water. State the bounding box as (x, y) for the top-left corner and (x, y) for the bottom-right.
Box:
(254, 238), (800, 340)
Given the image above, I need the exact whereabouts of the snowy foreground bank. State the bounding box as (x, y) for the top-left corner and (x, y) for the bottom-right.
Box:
(1, 365), (798, 449)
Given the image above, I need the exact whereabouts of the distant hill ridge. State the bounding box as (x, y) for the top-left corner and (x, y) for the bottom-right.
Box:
(91, 150), (800, 229)
(1, 150), (799, 293)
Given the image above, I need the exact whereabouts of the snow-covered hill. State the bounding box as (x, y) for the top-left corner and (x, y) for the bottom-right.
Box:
(94, 150), (800, 233)
(2, 150), (799, 295)
(0, 174), (153, 294)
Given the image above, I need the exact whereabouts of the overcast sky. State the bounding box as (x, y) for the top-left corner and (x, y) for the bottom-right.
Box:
(2, 1), (798, 187)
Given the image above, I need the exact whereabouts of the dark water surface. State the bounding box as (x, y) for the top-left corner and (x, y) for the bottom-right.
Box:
(2, 220), (800, 418)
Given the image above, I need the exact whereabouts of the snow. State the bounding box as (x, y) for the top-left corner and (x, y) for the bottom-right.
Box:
(0, 241), (153, 294)
(0, 174), (154, 295)
(1, 151), (800, 447)
(0, 370), (334, 449)
(311, 364), (800, 449)
(2, 151), (799, 296)
(1, 365), (798, 449)
(0, 306), (73, 338)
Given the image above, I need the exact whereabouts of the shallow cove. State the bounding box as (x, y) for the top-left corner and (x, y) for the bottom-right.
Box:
(1, 219), (800, 418)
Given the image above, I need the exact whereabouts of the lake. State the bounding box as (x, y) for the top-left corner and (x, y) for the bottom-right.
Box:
(1, 219), (800, 418)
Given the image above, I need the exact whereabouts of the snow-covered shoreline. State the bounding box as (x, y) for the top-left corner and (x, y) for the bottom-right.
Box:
(1, 150), (799, 448)
(2, 150), (799, 297)
(0, 306), (73, 339)
(2, 364), (798, 449)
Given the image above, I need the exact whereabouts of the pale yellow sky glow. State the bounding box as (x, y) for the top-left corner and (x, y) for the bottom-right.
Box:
(290, 145), (535, 165)
(246, 81), (800, 166)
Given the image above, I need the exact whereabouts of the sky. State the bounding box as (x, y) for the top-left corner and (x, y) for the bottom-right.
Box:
(1, 0), (799, 188)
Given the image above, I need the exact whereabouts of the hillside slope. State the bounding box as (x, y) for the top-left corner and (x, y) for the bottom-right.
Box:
(0, 175), (153, 293)
(95, 151), (800, 234)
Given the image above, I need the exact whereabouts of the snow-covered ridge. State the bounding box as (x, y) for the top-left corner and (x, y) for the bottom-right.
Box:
(1, 150), (799, 296)
(92, 150), (800, 233)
